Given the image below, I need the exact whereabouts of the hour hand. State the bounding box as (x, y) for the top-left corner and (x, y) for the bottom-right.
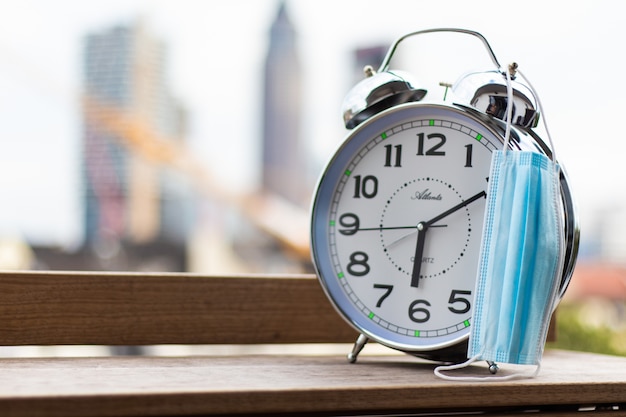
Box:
(410, 222), (428, 288)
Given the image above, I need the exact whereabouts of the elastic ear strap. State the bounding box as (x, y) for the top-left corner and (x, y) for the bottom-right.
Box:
(517, 68), (557, 164)
(434, 356), (542, 382)
(503, 64), (514, 152)
(434, 355), (480, 380)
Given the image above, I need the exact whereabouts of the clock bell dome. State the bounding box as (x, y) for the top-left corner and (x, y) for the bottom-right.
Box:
(452, 69), (540, 128)
(341, 68), (427, 129)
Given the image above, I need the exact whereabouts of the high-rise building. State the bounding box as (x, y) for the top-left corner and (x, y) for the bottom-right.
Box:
(82, 22), (190, 252)
(351, 45), (389, 86)
(261, 1), (306, 206)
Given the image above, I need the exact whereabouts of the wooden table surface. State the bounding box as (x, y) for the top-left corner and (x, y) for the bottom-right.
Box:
(0, 349), (624, 416)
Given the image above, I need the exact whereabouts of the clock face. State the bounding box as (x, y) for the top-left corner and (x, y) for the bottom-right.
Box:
(311, 103), (505, 352)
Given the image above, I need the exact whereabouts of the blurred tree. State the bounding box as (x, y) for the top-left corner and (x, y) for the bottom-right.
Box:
(548, 304), (625, 357)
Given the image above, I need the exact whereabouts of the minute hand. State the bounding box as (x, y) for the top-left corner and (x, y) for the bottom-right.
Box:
(425, 191), (486, 227)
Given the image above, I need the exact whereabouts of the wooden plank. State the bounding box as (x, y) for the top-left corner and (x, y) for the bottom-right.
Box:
(0, 271), (358, 346)
(0, 350), (624, 416)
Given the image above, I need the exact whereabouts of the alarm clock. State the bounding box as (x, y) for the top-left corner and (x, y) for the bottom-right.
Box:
(310, 29), (579, 363)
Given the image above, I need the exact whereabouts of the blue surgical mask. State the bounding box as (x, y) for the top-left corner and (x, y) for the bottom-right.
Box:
(436, 66), (564, 380)
(470, 149), (563, 363)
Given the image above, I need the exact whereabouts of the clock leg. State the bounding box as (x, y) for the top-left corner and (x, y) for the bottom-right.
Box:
(347, 333), (369, 363)
(487, 361), (499, 374)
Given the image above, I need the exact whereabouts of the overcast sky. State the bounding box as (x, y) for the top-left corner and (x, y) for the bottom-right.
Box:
(0, 0), (623, 248)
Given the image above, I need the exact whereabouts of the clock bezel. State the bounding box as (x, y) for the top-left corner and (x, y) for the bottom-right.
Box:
(310, 101), (577, 354)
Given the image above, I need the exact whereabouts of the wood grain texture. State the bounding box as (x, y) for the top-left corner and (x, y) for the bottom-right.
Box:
(0, 350), (624, 417)
(0, 271), (620, 416)
(0, 271), (358, 346)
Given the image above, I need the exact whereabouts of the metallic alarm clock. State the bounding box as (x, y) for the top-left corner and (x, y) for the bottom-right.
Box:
(310, 29), (579, 363)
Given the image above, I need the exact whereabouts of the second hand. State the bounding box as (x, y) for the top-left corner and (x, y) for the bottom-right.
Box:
(356, 225), (448, 232)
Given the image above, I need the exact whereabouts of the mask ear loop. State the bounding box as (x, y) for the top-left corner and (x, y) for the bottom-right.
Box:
(515, 67), (557, 164)
(503, 63), (557, 163)
(503, 63), (515, 152)
(434, 356), (540, 381)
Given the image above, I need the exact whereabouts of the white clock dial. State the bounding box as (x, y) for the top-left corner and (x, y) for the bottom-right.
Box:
(312, 103), (504, 353)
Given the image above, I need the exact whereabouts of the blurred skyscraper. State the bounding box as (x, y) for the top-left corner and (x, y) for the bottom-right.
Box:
(261, 2), (306, 206)
(80, 21), (190, 270)
(351, 44), (389, 85)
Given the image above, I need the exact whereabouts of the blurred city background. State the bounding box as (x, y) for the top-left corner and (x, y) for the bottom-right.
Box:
(0, 0), (625, 356)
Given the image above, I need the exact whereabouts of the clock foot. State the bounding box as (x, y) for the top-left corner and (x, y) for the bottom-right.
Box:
(487, 361), (499, 374)
(347, 334), (369, 363)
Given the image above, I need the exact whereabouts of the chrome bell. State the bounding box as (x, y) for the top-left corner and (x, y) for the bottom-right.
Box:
(342, 67), (427, 129)
(452, 69), (540, 128)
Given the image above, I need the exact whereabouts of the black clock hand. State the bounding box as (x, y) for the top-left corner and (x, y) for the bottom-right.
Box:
(425, 191), (486, 227)
(410, 191), (486, 289)
(411, 222), (428, 288)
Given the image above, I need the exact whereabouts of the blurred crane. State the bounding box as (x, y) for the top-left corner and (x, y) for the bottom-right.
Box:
(82, 95), (311, 262)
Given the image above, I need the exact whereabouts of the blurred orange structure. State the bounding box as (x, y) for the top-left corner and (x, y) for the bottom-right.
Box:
(83, 95), (310, 261)
(564, 262), (626, 302)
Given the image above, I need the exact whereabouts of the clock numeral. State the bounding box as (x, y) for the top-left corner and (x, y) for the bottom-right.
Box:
(347, 251), (370, 276)
(416, 132), (446, 156)
(448, 289), (472, 314)
(408, 299), (431, 323)
(384, 144), (402, 167)
(338, 213), (360, 236)
(464, 144), (473, 167)
(404, 291), (470, 325)
(373, 284), (393, 307)
(353, 175), (378, 199)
